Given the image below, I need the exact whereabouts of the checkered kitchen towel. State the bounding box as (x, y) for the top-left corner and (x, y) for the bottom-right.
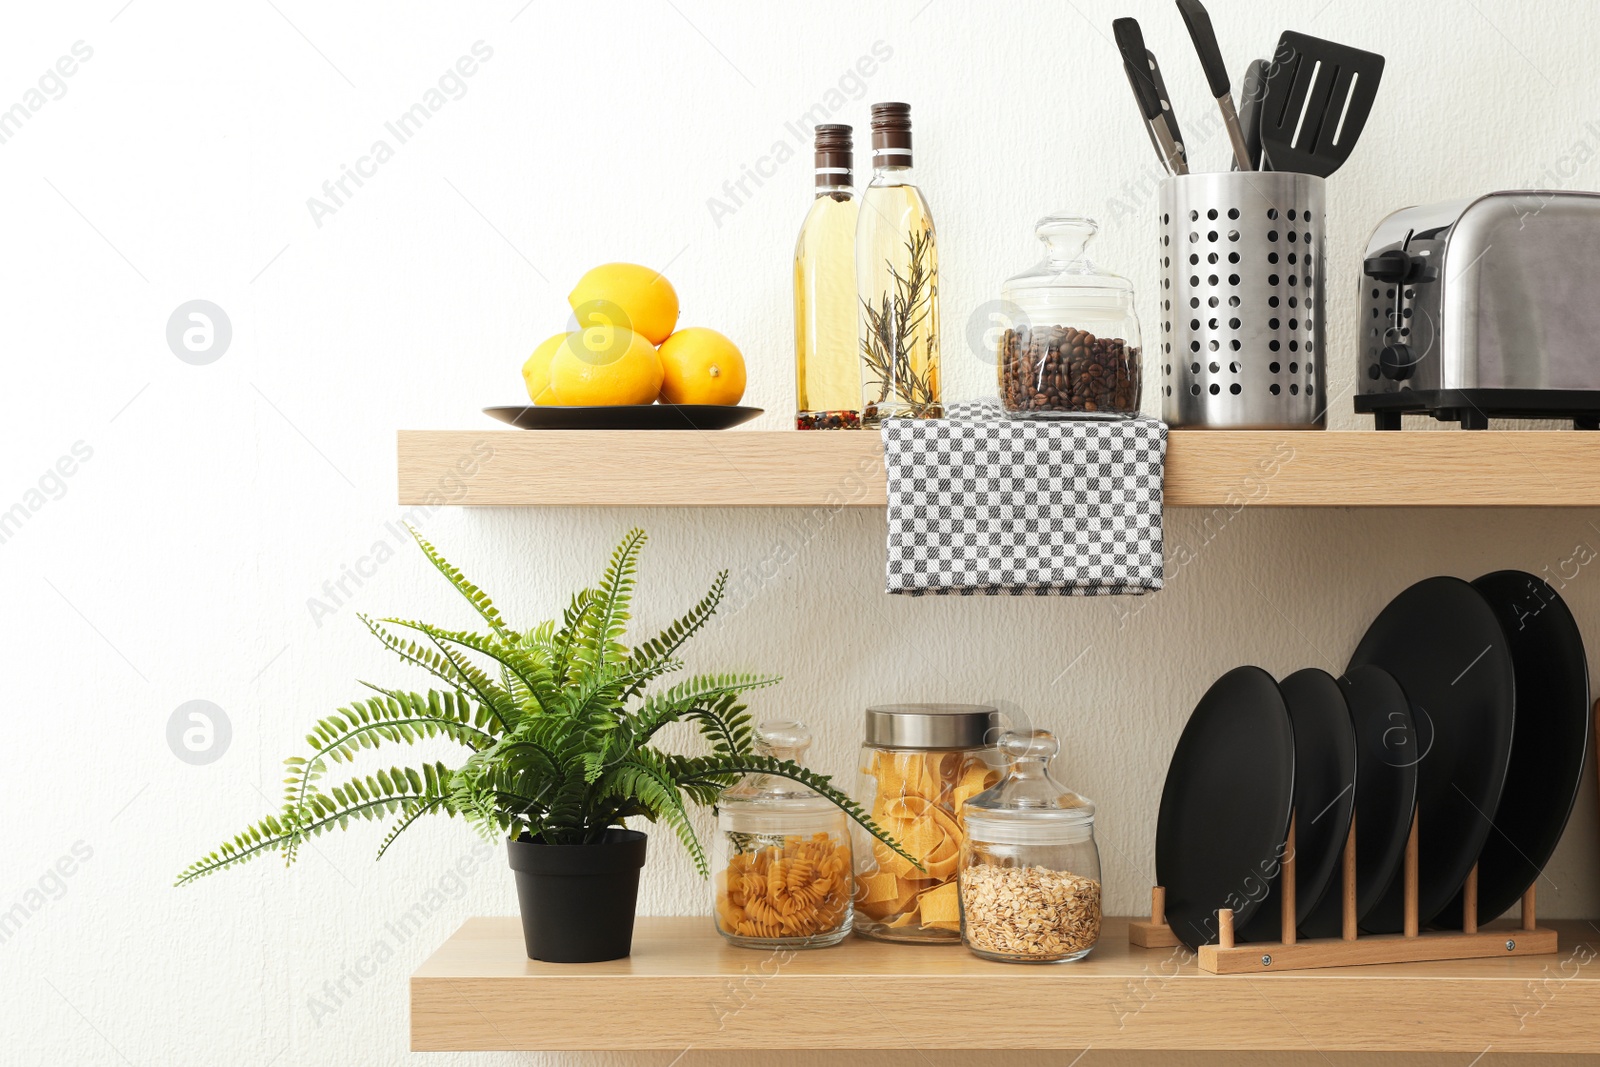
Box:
(883, 399), (1166, 596)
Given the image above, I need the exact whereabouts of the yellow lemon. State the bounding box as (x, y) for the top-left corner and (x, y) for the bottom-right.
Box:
(568, 263), (680, 345)
(657, 327), (747, 406)
(548, 325), (663, 406)
(521, 332), (569, 405)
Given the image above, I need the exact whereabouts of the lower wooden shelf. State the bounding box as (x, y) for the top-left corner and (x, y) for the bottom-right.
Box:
(409, 915), (1600, 1053)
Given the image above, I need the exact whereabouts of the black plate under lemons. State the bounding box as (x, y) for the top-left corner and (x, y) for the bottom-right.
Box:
(483, 404), (764, 430)
(1156, 665), (1296, 950)
(1347, 576), (1515, 933)
(1432, 570), (1590, 927)
(1239, 668), (1357, 942)
(1301, 664), (1419, 938)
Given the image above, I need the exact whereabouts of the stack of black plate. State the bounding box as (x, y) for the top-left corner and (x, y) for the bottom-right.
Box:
(1155, 571), (1590, 950)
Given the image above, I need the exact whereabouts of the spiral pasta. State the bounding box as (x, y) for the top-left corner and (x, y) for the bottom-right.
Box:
(715, 833), (852, 941)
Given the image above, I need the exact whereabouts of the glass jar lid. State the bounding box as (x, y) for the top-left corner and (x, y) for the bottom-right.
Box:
(719, 720), (839, 823)
(863, 704), (999, 749)
(1004, 214), (1133, 301)
(963, 730), (1095, 844)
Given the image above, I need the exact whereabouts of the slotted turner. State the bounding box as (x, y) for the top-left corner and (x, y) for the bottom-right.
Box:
(1260, 31), (1384, 177)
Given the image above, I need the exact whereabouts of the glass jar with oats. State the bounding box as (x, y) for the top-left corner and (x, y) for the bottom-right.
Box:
(959, 730), (1101, 963)
(713, 720), (854, 949)
(853, 704), (1000, 943)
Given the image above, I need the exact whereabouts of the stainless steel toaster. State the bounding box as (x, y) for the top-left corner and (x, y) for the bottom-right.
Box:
(1354, 190), (1600, 429)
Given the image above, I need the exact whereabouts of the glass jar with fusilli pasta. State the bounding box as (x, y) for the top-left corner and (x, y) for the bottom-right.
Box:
(713, 720), (854, 949)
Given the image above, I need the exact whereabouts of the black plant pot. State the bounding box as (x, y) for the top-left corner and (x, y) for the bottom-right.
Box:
(506, 829), (648, 963)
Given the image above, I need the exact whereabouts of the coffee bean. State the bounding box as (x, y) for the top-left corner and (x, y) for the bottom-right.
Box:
(999, 326), (1140, 415)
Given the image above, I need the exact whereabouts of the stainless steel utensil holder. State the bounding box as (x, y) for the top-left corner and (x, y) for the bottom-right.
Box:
(1159, 172), (1326, 428)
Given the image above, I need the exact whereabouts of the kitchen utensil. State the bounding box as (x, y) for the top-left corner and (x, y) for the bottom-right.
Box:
(1433, 571), (1591, 927)
(483, 404), (763, 430)
(1113, 19), (1187, 175)
(1155, 666), (1295, 950)
(1142, 48), (1188, 175)
(1239, 668), (1356, 941)
(1158, 171), (1327, 428)
(1354, 191), (1600, 430)
(1347, 577), (1515, 933)
(1237, 58), (1269, 170)
(1122, 60), (1171, 174)
(1258, 31), (1384, 179)
(1300, 665), (1419, 938)
(1175, 0), (1251, 170)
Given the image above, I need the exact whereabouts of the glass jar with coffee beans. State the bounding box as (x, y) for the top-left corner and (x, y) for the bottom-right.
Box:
(997, 215), (1142, 419)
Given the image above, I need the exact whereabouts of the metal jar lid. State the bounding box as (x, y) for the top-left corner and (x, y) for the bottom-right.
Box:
(863, 704), (998, 750)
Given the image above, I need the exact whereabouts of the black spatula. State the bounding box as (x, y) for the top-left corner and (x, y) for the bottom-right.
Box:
(1259, 31), (1384, 177)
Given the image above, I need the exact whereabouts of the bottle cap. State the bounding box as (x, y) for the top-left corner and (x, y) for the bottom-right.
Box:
(813, 123), (853, 190)
(870, 102), (912, 167)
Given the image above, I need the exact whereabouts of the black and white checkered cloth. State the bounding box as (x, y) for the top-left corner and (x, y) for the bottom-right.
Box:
(883, 399), (1166, 596)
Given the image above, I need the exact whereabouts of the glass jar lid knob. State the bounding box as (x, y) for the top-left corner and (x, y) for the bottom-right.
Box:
(1001, 728), (1061, 764)
(1036, 214), (1099, 267)
(757, 719), (811, 762)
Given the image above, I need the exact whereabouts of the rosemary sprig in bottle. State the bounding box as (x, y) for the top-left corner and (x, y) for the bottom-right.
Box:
(860, 225), (939, 415)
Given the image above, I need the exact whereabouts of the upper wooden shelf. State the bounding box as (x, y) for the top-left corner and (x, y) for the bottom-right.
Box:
(397, 428), (1600, 508)
(410, 915), (1600, 1053)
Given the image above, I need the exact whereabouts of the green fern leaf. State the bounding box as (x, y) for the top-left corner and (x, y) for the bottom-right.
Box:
(622, 570), (727, 699)
(404, 525), (512, 638)
(569, 528), (645, 678)
(176, 761), (456, 885)
(597, 751), (705, 874)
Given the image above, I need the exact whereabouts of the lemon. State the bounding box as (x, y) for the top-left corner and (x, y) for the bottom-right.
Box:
(522, 332), (569, 405)
(548, 325), (663, 406)
(657, 327), (746, 406)
(568, 263), (680, 345)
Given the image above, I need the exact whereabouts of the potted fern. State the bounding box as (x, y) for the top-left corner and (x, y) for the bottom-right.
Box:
(177, 528), (906, 962)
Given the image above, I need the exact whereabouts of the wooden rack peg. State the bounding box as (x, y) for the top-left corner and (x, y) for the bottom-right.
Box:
(1341, 815), (1358, 941)
(1403, 809), (1420, 938)
(1462, 863), (1479, 934)
(1127, 886), (1179, 948)
(1280, 812), (1297, 946)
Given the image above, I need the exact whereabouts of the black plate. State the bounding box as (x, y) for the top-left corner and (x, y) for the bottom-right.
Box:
(483, 404), (764, 430)
(1156, 666), (1296, 950)
(1301, 665), (1419, 937)
(1240, 668), (1358, 941)
(1347, 577), (1515, 932)
(1433, 571), (1591, 926)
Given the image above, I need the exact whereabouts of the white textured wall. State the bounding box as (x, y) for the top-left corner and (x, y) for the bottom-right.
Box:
(3, 1), (1598, 1064)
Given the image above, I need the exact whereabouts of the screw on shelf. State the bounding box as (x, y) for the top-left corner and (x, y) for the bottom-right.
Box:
(1506, 940), (1516, 951)
(1261, 954), (1272, 966)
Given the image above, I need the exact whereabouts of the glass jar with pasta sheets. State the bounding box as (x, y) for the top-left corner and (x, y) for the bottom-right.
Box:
(959, 729), (1101, 963)
(853, 704), (1001, 942)
(713, 720), (854, 949)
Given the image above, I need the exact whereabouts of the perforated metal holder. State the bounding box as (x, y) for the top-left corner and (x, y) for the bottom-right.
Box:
(1158, 173), (1326, 429)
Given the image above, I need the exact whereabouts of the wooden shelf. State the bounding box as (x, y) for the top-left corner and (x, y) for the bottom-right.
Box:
(410, 916), (1600, 1053)
(397, 429), (1600, 508)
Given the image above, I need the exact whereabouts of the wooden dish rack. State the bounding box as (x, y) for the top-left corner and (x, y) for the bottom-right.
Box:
(1128, 811), (1558, 973)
